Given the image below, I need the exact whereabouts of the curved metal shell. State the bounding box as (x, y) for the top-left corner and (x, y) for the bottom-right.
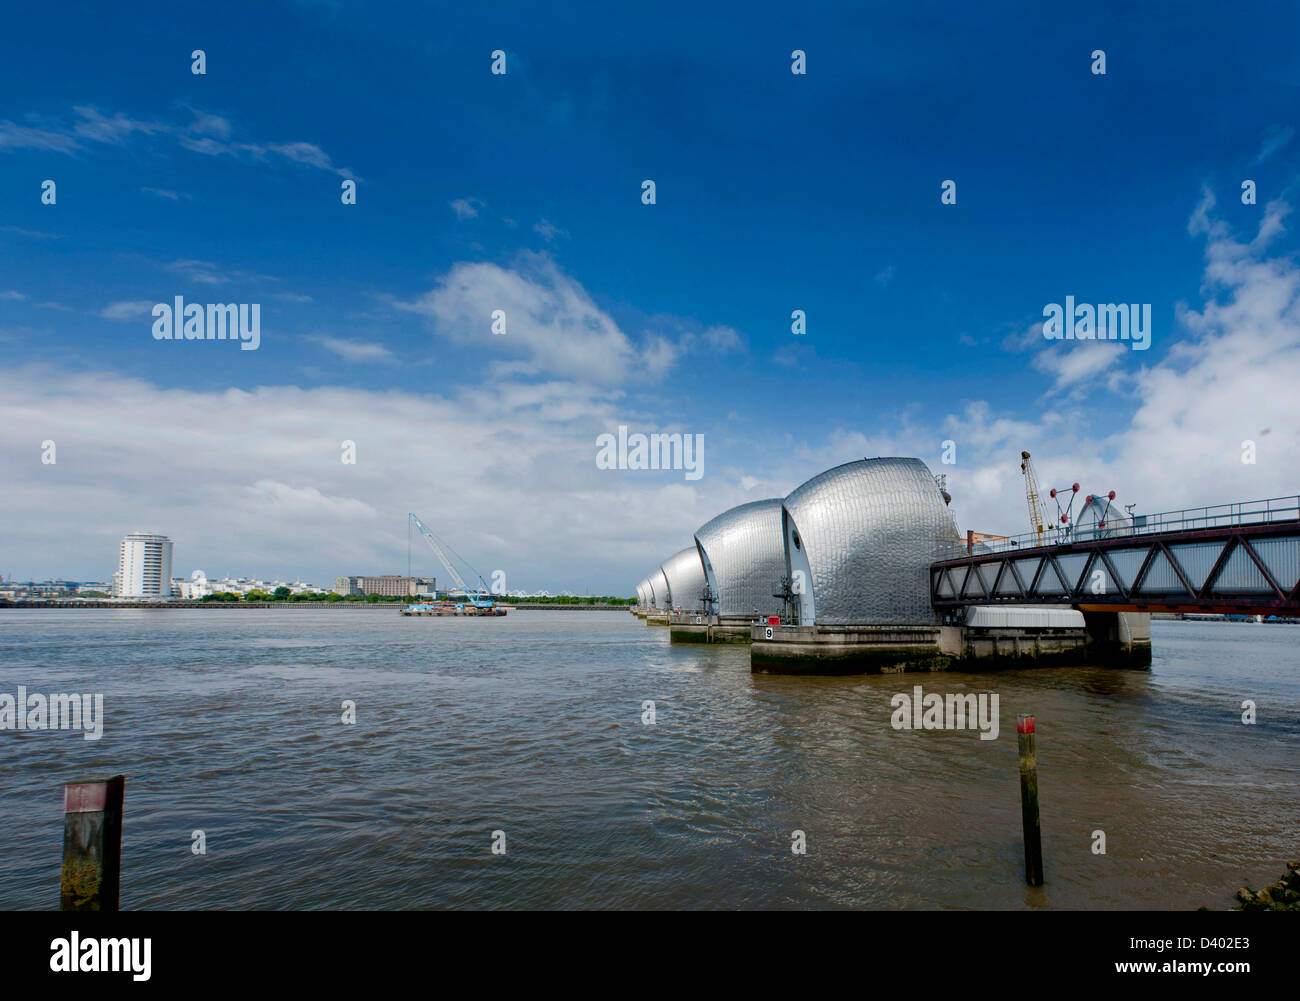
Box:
(649, 567), (670, 609)
(659, 546), (708, 612)
(782, 457), (961, 625)
(694, 498), (786, 617)
(1075, 491), (1134, 541)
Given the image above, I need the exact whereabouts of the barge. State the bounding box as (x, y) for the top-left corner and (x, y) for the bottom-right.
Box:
(400, 602), (507, 617)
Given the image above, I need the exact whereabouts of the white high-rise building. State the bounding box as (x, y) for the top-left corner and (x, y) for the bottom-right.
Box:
(115, 533), (174, 597)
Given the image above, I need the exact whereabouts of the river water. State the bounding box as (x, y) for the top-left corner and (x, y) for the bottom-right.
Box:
(1, 609), (1296, 909)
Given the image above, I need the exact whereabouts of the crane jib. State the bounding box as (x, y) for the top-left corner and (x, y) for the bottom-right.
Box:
(408, 512), (494, 605)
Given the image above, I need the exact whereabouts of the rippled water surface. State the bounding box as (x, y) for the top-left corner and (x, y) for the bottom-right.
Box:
(1, 609), (1297, 909)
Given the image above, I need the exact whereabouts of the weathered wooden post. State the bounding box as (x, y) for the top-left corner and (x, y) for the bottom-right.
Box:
(60, 775), (125, 911)
(1016, 715), (1043, 886)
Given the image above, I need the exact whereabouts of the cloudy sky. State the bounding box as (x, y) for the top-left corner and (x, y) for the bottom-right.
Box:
(3, 0), (1300, 592)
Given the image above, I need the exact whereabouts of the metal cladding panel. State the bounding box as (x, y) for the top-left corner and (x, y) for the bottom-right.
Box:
(660, 546), (708, 612)
(782, 457), (962, 625)
(1254, 538), (1300, 589)
(651, 568), (670, 609)
(694, 498), (786, 617)
(966, 605), (1085, 629)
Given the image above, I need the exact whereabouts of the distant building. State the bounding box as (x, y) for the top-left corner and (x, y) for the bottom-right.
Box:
(173, 573), (214, 599)
(335, 575), (436, 597)
(115, 533), (174, 597)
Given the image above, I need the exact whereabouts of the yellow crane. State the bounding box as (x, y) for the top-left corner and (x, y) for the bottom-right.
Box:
(1020, 451), (1046, 538)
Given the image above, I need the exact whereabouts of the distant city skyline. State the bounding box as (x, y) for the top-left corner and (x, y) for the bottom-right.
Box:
(0, 567), (631, 599)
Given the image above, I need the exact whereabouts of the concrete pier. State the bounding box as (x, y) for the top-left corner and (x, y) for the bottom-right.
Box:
(667, 611), (754, 643)
(1080, 609), (1152, 667)
(750, 610), (1151, 675)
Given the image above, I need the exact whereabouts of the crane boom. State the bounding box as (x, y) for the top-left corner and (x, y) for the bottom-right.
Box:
(1020, 451), (1046, 537)
(409, 513), (468, 591)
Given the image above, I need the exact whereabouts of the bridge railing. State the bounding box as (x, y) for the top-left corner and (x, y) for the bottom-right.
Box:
(944, 494), (1300, 558)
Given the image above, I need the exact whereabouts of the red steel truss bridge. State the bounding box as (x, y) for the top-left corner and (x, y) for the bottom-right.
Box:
(930, 496), (1300, 615)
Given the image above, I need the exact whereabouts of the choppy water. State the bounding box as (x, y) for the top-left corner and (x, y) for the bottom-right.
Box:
(1, 609), (1296, 909)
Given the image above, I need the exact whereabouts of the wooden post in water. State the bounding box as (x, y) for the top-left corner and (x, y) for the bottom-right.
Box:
(60, 775), (125, 911)
(1016, 715), (1043, 886)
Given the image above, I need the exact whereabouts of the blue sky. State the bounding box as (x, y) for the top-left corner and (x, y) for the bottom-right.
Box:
(4, 1), (1300, 591)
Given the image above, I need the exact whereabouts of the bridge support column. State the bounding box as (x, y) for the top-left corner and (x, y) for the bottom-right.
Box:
(1081, 610), (1152, 668)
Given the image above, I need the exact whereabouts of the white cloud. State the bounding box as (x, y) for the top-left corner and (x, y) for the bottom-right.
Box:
(164, 259), (276, 286)
(0, 120), (81, 154)
(308, 334), (395, 363)
(1031, 338), (1129, 390)
(697, 324), (743, 352)
(244, 479), (377, 519)
(264, 141), (344, 173)
(187, 111), (231, 140)
(1252, 124), (1294, 165)
(0, 367), (772, 590)
(180, 135), (358, 179)
(1004, 316), (1139, 396)
(0, 290), (26, 301)
(166, 260), (228, 285)
(0, 103), (358, 180)
(71, 106), (166, 144)
(450, 198), (482, 220)
(534, 218), (566, 241)
(390, 252), (682, 384)
(100, 301), (155, 320)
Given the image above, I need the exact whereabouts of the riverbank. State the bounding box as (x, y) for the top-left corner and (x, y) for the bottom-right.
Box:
(1235, 862), (1300, 910)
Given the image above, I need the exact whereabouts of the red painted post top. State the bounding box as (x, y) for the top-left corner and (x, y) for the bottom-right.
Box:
(63, 782), (109, 814)
(1016, 715), (1035, 734)
(62, 775), (124, 814)
(767, 615), (780, 626)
